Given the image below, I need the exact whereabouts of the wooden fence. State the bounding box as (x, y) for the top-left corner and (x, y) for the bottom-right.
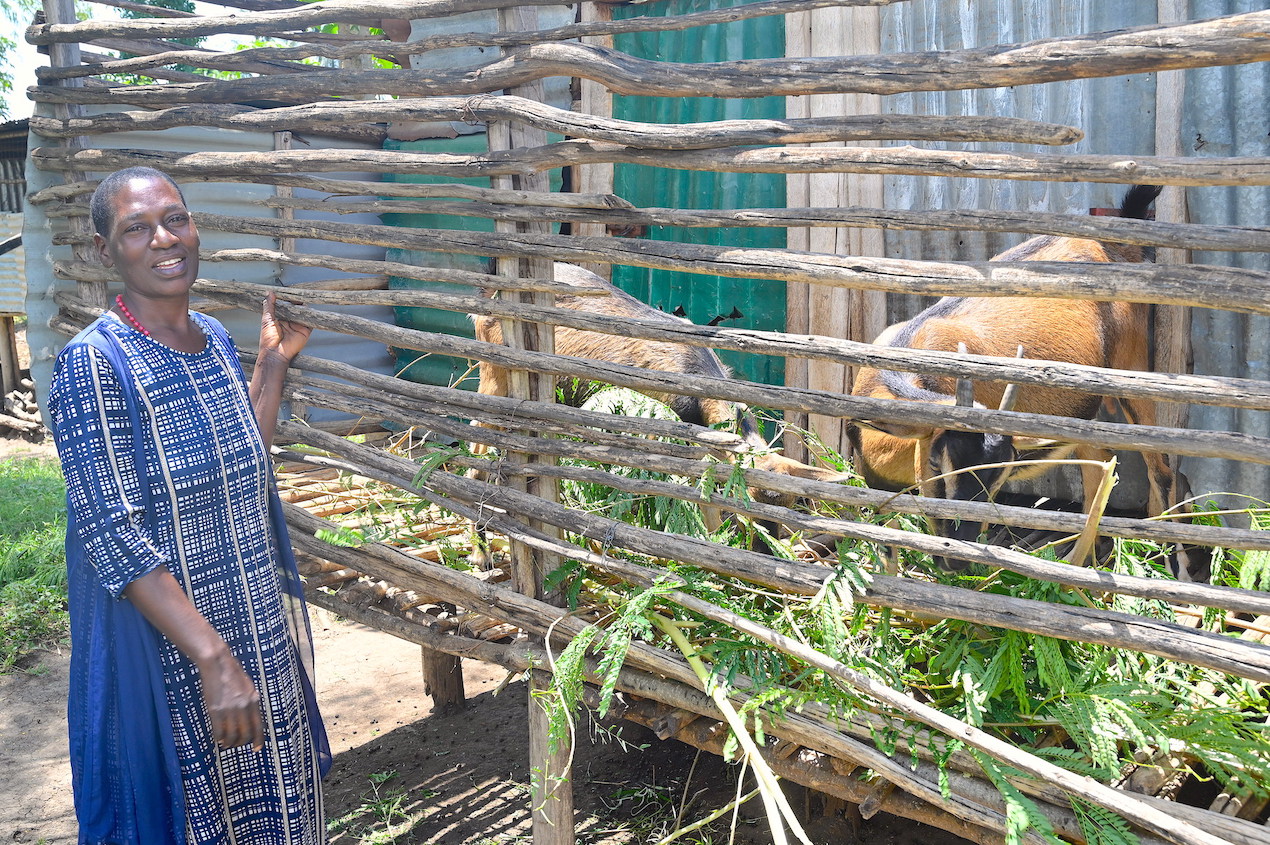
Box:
(23, 1), (1270, 843)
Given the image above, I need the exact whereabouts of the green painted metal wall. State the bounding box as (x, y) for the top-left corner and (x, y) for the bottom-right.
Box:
(612, 0), (787, 387)
(382, 134), (560, 391)
(383, 0), (786, 392)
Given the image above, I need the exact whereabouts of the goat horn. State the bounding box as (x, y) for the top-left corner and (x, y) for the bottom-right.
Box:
(998, 346), (1025, 411)
(955, 342), (974, 406)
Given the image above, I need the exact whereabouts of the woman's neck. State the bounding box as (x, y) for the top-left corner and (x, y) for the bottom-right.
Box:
(113, 292), (204, 352)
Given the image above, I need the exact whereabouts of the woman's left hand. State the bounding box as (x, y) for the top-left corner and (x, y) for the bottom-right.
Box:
(259, 292), (312, 364)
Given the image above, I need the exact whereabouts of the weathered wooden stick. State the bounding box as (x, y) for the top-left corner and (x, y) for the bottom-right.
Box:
(28, 0), (576, 43)
(89, 34), (315, 76)
(54, 253), (603, 297)
(28, 13), (1270, 99)
(41, 180), (1269, 251)
(29, 175), (635, 211)
(86, 0), (191, 18)
(42, 38), (335, 81)
(283, 379), (721, 465)
(259, 194), (1270, 253)
(273, 359), (1270, 554)
(76, 50), (211, 85)
(30, 96), (1082, 147)
(236, 293), (1270, 465)
(30, 142), (1270, 187)
(53, 286), (1270, 467)
(475, 457), (1270, 553)
(67, 0), (905, 62)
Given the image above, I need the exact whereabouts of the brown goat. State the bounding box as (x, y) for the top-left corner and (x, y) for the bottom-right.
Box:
(848, 186), (1195, 577)
(472, 263), (847, 531)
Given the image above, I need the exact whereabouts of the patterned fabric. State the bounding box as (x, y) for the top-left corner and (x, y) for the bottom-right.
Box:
(50, 313), (325, 844)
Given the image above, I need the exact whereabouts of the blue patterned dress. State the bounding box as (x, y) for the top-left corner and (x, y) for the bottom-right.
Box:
(49, 312), (328, 845)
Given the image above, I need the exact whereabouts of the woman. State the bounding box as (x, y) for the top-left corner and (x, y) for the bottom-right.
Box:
(49, 166), (329, 844)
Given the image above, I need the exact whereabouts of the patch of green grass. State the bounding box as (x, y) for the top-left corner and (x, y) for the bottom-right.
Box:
(0, 457), (67, 587)
(0, 457), (69, 672)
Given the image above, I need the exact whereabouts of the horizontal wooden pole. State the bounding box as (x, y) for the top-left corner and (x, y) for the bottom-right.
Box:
(28, 0), (572, 43)
(56, 0), (902, 62)
(267, 356), (1270, 554)
(29, 96), (1082, 147)
(30, 140), (1270, 186)
(279, 421), (1270, 624)
(184, 286), (1270, 465)
(28, 13), (1270, 99)
(29, 174), (635, 209)
(54, 254), (605, 297)
(35, 174), (1267, 252)
(259, 194), (1270, 253)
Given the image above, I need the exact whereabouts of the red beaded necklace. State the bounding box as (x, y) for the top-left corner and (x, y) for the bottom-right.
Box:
(115, 294), (150, 337)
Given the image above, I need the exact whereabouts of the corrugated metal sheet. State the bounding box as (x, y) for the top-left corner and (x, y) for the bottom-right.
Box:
(612, 0), (788, 388)
(24, 108), (395, 424)
(1179, 0), (1270, 503)
(872, 0), (1269, 503)
(878, 0), (1158, 308)
(0, 213), (23, 315)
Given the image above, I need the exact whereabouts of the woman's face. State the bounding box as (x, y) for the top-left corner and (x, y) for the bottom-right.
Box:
(94, 175), (200, 301)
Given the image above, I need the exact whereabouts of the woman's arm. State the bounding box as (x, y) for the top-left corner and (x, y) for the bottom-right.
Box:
(249, 292), (311, 447)
(124, 568), (265, 751)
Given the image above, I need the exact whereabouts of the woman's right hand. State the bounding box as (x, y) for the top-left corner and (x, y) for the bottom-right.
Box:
(197, 650), (265, 751)
(122, 567), (266, 752)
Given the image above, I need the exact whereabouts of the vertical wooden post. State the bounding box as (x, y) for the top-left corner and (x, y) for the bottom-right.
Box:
(491, 6), (571, 844)
(785, 5), (886, 462)
(421, 645), (466, 715)
(274, 131), (297, 259)
(0, 315), (20, 398)
(46, 0), (102, 311)
(575, 1), (616, 281)
(1153, 0), (1191, 449)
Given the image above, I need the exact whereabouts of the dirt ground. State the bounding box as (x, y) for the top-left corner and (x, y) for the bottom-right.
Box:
(0, 324), (972, 845)
(0, 605), (972, 845)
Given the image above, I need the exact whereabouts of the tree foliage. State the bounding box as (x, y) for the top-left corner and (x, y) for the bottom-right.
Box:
(0, 0), (40, 120)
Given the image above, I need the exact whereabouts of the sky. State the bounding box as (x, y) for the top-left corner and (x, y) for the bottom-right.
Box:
(4, 26), (39, 121)
(3, 3), (247, 123)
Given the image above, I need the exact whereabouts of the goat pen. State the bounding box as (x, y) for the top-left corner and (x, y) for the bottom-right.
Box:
(21, 1), (1270, 843)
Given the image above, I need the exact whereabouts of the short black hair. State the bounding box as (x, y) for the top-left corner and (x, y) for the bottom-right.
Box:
(89, 167), (187, 236)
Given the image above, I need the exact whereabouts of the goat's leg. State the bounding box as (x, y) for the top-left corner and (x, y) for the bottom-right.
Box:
(1118, 398), (1189, 517)
(1075, 443), (1114, 513)
(1119, 397), (1204, 581)
(465, 360), (509, 570)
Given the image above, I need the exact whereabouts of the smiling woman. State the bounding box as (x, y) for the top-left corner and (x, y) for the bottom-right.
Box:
(47, 167), (330, 844)
(90, 168), (206, 351)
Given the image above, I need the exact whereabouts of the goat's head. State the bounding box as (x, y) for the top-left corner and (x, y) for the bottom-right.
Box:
(861, 354), (1034, 571)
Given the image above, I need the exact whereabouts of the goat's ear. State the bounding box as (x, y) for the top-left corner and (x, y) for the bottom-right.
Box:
(1013, 436), (1061, 451)
(751, 453), (853, 483)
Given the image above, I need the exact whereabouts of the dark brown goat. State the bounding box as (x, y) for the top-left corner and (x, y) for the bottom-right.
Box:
(848, 186), (1195, 577)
